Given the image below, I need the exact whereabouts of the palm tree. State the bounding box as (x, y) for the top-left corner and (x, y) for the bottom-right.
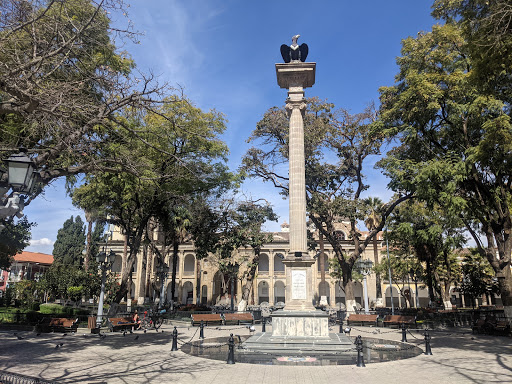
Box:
(364, 197), (383, 305)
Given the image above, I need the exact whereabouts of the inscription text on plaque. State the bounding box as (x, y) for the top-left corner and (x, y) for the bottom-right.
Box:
(291, 270), (307, 300)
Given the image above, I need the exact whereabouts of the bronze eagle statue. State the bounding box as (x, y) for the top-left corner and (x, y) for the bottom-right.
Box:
(280, 34), (308, 63)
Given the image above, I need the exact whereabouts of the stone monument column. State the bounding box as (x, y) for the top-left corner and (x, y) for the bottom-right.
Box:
(275, 62), (316, 312)
(243, 37), (354, 350)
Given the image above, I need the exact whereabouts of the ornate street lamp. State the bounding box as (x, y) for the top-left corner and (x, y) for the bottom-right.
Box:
(355, 258), (374, 314)
(1, 148), (40, 224)
(96, 249), (115, 329)
(6, 149), (35, 192)
(156, 263), (169, 309)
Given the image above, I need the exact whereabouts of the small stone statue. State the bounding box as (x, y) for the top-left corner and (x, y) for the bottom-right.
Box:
(280, 34), (308, 63)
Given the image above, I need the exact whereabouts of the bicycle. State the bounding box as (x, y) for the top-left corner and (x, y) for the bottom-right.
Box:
(140, 307), (165, 330)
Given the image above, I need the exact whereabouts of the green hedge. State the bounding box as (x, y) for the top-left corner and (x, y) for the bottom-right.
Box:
(40, 303), (66, 314)
(39, 303), (89, 316)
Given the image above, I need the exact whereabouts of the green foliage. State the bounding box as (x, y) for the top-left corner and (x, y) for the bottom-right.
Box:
(71, 98), (235, 303)
(243, 98), (399, 300)
(39, 303), (88, 316)
(385, 199), (465, 303)
(39, 303), (66, 315)
(459, 249), (500, 304)
(0, 0), (158, 190)
(13, 280), (39, 308)
(38, 264), (103, 303)
(0, 217), (33, 270)
(432, 0), (512, 103)
(52, 216), (86, 267)
(377, 16), (512, 306)
(0, 287), (14, 307)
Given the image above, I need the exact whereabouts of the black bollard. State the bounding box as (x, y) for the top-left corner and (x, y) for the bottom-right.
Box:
(355, 335), (365, 367)
(401, 323), (407, 343)
(200, 320), (205, 339)
(339, 318), (344, 334)
(227, 333), (235, 364)
(262, 317), (266, 332)
(424, 329), (433, 355)
(171, 326), (178, 351)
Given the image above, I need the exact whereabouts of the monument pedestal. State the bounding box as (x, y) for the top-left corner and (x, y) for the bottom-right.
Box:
(272, 310), (329, 337)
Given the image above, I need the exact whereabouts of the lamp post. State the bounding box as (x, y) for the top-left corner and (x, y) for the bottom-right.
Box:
(355, 258), (373, 314)
(156, 263), (169, 309)
(96, 246), (115, 329)
(410, 268), (420, 308)
(0, 148), (39, 223)
(385, 227), (395, 315)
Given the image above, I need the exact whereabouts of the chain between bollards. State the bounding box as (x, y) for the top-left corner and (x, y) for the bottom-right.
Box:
(424, 329), (433, 355)
(355, 335), (365, 367)
(200, 320), (205, 339)
(227, 333), (235, 364)
(401, 323), (407, 343)
(171, 326), (178, 351)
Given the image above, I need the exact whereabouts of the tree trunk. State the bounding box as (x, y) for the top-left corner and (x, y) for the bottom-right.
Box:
(137, 243), (147, 300)
(425, 259), (435, 306)
(242, 250), (260, 302)
(342, 264), (356, 313)
(170, 237), (179, 308)
(441, 282), (452, 310)
(145, 244), (153, 300)
(114, 247), (139, 303)
(497, 265), (512, 323)
(84, 220), (93, 271)
(196, 258), (201, 306)
(373, 236), (382, 304)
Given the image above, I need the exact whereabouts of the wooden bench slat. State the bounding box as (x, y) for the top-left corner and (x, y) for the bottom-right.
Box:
(382, 315), (416, 327)
(108, 317), (136, 332)
(48, 318), (78, 333)
(191, 314), (223, 326)
(347, 314), (379, 326)
(223, 313), (254, 325)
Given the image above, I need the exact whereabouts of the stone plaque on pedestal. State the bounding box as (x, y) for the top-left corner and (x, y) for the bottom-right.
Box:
(291, 270), (307, 300)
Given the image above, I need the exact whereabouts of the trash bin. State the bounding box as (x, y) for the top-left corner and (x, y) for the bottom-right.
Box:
(88, 316), (97, 329)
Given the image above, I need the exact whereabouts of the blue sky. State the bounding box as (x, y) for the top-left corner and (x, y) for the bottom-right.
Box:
(24, 0), (438, 255)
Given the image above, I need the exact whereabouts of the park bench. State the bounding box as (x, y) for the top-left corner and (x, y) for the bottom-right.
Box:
(48, 318), (78, 333)
(382, 315), (416, 328)
(346, 314), (379, 327)
(494, 320), (510, 335)
(108, 317), (136, 332)
(222, 313), (254, 325)
(191, 313), (223, 326)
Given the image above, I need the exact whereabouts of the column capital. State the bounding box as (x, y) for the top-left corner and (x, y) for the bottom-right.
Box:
(285, 99), (307, 117)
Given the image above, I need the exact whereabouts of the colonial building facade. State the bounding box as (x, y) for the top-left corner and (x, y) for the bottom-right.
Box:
(107, 221), (455, 310)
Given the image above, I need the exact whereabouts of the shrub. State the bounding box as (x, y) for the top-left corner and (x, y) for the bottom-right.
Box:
(40, 303), (65, 314)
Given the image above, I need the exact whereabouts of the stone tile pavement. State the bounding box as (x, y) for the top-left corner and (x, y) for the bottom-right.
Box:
(0, 322), (510, 384)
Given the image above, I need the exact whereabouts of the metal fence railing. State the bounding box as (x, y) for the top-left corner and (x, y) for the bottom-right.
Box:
(0, 370), (56, 384)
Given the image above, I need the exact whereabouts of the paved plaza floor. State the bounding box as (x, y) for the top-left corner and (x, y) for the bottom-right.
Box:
(0, 322), (511, 384)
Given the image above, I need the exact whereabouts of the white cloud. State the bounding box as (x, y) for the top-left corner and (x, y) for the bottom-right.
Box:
(30, 238), (54, 246)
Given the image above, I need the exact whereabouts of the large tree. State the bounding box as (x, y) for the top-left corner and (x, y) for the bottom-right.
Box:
(188, 197), (277, 309)
(72, 98), (233, 303)
(0, 0), (173, 212)
(243, 98), (409, 310)
(385, 199), (465, 308)
(378, 18), (512, 318)
(52, 215), (86, 267)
